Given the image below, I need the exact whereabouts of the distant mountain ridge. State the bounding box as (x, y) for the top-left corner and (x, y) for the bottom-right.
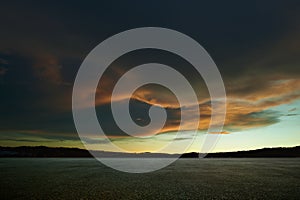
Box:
(0, 146), (299, 158)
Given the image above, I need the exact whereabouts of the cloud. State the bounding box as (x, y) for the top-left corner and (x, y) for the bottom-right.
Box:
(285, 114), (299, 116)
(288, 108), (297, 112)
(209, 131), (230, 134)
(0, 58), (8, 75)
(1, 1), (300, 146)
(0, 58), (8, 65)
(0, 130), (83, 148)
(225, 110), (281, 132)
(1, 46), (299, 139)
(0, 67), (7, 75)
(81, 137), (111, 145)
(32, 53), (63, 84)
(89, 28), (300, 136)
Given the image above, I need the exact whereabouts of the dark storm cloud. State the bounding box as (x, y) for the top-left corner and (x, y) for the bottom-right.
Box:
(0, 130), (80, 143)
(0, 51), (75, 134)
(0, 1), (300, 144)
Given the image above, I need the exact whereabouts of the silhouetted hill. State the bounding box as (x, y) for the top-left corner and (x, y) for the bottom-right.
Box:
(0, 146), (92, 157)
(0, 146), (171, 158)
(182, 146), (300, 158)
(0, 146), (299, 158)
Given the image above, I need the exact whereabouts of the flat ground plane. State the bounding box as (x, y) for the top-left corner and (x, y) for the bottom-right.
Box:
(1, 158), (299, 199)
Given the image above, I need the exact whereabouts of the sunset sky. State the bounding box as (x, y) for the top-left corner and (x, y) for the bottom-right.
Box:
(0, 1), (299, 153)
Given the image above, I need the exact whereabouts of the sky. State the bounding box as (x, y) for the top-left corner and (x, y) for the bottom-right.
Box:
(0, 1), (300, 153)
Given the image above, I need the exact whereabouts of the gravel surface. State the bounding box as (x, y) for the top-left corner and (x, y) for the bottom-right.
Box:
(1, 158), (299, 199)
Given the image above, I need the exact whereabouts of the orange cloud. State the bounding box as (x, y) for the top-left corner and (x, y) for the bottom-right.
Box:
(109, 77), (300, 135)
(210, 131), (230, 134)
